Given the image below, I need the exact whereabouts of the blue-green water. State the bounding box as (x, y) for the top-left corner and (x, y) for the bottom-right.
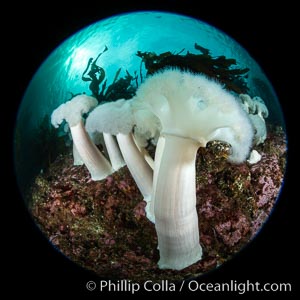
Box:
(14, 11), (285, 196)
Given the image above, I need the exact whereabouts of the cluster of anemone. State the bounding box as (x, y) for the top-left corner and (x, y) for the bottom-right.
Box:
(239, 94), (269, 164)
(51, 68), (269, 271)
(239, 94), (269, 145)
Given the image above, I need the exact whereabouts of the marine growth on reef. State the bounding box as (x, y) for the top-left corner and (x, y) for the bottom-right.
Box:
(27, 53), (286, 279)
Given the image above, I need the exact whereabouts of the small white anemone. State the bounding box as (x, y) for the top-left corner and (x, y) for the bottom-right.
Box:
(51, 94), (113, 180)
(86, 99), (153, 201)
(239, 94), (269, 145)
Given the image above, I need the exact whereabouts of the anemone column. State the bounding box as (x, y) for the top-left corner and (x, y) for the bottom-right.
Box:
(70, 121), (113, 180)
(117, 133), (153, 202)
(154, 134), (202, 270)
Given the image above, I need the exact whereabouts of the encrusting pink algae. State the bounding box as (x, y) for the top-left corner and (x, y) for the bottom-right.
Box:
(29, 125), (286, 282)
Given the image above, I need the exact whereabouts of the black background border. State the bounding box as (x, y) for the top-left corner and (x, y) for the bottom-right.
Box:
(6, 1), (297, 297)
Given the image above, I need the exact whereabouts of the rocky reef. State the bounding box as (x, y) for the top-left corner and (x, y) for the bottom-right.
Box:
(29, 125), (286, 282)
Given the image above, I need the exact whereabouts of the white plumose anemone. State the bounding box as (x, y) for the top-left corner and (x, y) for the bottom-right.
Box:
(85, 99), (153, 201)
(135, 69), (254, 270)
(51, 94), (113, 180)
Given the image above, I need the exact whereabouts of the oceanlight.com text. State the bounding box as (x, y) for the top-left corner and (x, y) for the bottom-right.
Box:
(86, 279), (292, 294)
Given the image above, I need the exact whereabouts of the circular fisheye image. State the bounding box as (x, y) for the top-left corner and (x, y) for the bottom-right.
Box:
(14, 11), (287, 281)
